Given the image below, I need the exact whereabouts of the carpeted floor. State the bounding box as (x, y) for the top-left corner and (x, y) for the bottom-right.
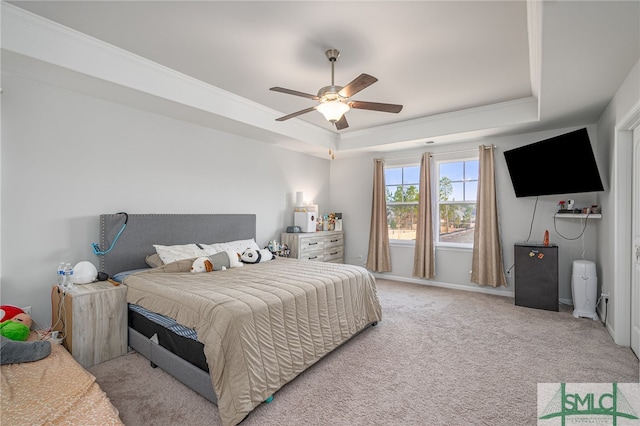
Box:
(89, 279), (639, 425)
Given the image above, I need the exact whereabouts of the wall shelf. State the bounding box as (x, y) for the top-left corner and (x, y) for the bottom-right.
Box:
(554, 213), (601, 219)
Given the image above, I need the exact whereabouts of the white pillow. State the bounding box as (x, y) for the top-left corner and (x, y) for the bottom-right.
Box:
(153, 244), (208, 265)
(201, 238), (260, 255)
(224, 238), (261, 254)
(200, 242), (231, 255)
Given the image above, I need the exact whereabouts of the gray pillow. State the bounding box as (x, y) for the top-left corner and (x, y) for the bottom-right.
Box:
(0, 336), (51, 365)
(145, 253), (164, 268)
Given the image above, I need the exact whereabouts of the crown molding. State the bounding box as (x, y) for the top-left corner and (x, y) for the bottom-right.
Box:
(2, 2), (542, 158)
(1, 3), (337, 154)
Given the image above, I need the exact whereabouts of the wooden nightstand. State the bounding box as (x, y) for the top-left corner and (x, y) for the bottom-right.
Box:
(51, 281), (127, 368)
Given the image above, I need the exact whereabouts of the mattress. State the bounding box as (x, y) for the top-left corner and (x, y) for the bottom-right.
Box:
(128, 303), (208, 372)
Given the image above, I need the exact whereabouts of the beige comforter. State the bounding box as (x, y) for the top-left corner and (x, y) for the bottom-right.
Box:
(1, 335), (123, 425)
(124, 257), (382, 426)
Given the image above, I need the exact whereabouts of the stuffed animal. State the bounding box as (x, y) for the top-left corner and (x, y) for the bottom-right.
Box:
(240, 248), (275, 264)
(0, 304), (50, 364)
(0, 305), (24, 323)
(191, 250), (243, 273)
(1, 337), (51, 365)
(0, 312), (32, 342)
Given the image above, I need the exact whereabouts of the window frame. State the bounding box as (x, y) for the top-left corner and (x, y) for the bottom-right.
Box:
(435, 153), (479, 249)
(384, 161), (421, 244)
(383, 152), (479, 249)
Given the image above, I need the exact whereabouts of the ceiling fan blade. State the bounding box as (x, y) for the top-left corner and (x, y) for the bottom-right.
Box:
(334, 115), (349, 130)
(349, 100), (403, 114)
(270, 87), (319, 100)
(275, 106), (317, 121)
(338, 74), (378, 98)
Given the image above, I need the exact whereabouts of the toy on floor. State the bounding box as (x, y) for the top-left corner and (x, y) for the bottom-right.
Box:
(240, 248), (275, 264)
(0, 305), (33, 342)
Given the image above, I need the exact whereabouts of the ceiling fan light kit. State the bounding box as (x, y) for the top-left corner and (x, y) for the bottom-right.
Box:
(270, 49), (403, 130)
(317, 101), (350, 122)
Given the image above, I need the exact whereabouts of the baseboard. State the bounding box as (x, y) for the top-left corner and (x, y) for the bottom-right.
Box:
(373, 273), (515, 298)
(596, 306), (616, 339)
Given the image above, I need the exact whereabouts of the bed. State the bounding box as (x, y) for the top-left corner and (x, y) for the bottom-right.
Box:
(0, 334), (123, 425)
(98, 213), (382, 426)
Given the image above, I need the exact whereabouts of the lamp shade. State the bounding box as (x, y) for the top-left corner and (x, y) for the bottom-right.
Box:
(317, 101), (350, 122)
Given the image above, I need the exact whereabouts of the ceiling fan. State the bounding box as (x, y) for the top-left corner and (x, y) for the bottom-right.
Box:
(270, 49), (403, 130)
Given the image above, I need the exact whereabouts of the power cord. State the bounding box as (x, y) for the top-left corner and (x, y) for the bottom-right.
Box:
(553, 211), (590, 240)
(525, 197), (539, 243)
(40, 286), (67, 343)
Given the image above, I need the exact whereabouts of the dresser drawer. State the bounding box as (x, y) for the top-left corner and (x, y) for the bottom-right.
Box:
(301, 252), (324, 261)
(325, 234), (344, 249)
(324, 247), (344, 262)
(300, 237), (325, 254)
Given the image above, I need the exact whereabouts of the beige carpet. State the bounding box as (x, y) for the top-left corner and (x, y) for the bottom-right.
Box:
(89, 279), (639, 425)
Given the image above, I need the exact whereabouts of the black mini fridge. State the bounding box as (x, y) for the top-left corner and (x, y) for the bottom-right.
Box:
(514, 243), (559, 311)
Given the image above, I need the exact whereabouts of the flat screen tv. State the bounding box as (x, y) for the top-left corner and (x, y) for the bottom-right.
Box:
(503, 128), (604, 198)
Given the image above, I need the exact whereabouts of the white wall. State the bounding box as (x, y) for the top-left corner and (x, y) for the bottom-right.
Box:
(330, 127), (600, 302)
(596, 58), (640, 344)
(1, 73), (330, 328)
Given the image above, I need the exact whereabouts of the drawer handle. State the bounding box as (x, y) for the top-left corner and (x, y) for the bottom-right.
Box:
(330, 239), (339, 242)
(309, 256), (318, 260)
(308, 242), (318, 246)
(330, 251), (339, 256)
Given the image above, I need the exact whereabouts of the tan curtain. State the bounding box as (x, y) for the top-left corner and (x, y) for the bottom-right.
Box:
(366, 158), (391, 272)
(471, 145), (507, 287)
(413, 152), (435, 278)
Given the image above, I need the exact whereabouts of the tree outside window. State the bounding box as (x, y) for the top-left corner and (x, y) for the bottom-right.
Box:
(384, 158), (478, 245)
(385, 166), (419, 240)
(438, 160), (478, 245)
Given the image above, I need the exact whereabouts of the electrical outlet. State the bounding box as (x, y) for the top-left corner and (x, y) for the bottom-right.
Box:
(23, 306), (32, 316)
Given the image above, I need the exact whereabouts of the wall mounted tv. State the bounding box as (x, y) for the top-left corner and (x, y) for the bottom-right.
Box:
(503, 128), (604, 198)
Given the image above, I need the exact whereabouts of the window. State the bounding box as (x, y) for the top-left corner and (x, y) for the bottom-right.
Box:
(384, 155), (478, 246)
(437, 159), (478, 245)
(385, 165), (420, 240)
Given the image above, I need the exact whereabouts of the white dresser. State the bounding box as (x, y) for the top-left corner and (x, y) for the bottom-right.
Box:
(281, 230), (344, 263)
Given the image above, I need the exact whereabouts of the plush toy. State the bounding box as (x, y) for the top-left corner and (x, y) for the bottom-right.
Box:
(0, 305), (24, 323)
(191, 250), (243, 273)
(0, 312), (32, 342)
(0, 304), (50, 365)
(240, 248), (275, 264)
(1, 337), (51, 365)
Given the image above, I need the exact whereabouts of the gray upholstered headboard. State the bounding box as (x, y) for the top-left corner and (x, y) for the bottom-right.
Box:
(98, 214), (256, 275)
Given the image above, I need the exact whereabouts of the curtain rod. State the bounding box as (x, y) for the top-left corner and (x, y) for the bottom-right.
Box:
(382, 145), (496, 162)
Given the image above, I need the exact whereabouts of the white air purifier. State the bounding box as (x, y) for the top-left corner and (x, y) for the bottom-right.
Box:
(294, 212), (316, 233)
(571, 260), (598, 320)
